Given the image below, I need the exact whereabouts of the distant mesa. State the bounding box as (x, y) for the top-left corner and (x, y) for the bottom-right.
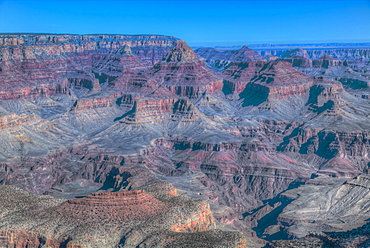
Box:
(281, 48), (310, 59)
(194, 45), (263, 72)
(312, 55), (344, 68)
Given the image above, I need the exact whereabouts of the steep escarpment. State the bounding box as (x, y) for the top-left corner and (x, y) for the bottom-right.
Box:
(0, 34), (178, 102)
(0, 34), (178, 62)
(0, 60), (70, 100)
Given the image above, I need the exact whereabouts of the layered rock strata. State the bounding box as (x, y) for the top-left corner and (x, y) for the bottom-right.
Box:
(239, 61), (313, 108)
(1, 34), (370, 247)
(151, 40), (223, 98)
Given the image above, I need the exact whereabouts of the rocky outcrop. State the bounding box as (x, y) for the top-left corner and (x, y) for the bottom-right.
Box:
(280, 48), (313, 67)
(271, 49), (370, 101)
(151, 40), (223, 98)
(312, 55), (345, 68)
(277, 77), (370, 175)
(281, 50), (346, 69)
(71, 92), (121, 111)
(171, 201), (216, 232)
(307, 77), (347, 111)
(109, 70), (158, 91)
(68, 77), (101, 91)
(280, 128), (370, 176)
(239, 61), (313, 106)
(293, 63), (370, 101)
(222, 61), (266, 95)
(282, 48), (311, 60)
(120, 92), (199, 124)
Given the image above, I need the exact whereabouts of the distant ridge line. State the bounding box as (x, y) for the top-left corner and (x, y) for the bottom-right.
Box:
(192, 42), (370, 51)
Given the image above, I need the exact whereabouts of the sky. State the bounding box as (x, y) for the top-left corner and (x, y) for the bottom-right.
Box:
(0, 0), (369, 46)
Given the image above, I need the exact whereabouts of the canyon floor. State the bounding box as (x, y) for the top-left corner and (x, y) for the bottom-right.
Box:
(0, 34), (370, 247)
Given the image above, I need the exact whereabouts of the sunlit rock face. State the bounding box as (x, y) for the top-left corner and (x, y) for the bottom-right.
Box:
(1, 34), (370, 247)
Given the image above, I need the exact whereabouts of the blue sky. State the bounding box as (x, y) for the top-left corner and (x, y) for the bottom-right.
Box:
(0, 0), (369, 46)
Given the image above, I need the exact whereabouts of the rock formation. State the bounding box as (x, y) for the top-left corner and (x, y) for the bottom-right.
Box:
(150, 40), (223, 98)
(222, 61), (267, 95)
(1, 34), (370, 247)
(237, 61), (313, 115)
(195, 45), (264, 72)
(280, 48), (313, 67)
(312, 55), (345, 68)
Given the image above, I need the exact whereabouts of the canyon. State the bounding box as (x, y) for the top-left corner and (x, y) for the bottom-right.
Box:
(0, 34), (370, 247)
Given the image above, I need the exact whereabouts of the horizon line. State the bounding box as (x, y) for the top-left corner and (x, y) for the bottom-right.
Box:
(1, 32), (369, 48)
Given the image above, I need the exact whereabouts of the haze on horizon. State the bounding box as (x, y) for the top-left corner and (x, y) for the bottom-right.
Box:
(0, 0), (369, 47)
